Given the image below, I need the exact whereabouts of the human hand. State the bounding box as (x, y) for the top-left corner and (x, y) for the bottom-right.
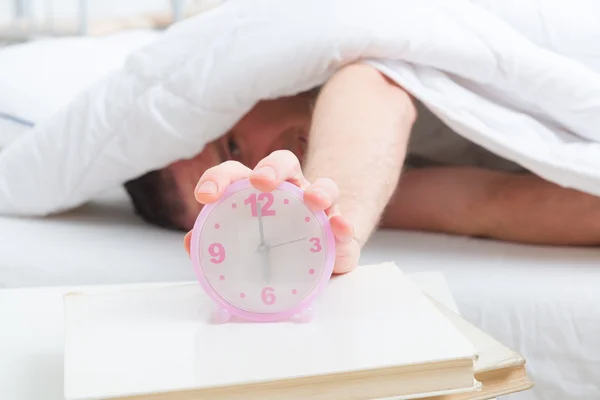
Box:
(183, 150), (359, 274)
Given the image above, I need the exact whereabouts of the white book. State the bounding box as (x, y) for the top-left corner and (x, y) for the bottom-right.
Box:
(63, 263), (478, 400)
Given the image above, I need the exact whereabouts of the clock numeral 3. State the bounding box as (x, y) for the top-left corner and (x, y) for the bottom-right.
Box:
(261, 287), (276, 305)
(208, 243), (226, 264)
(245, 193), (276, 217)
(309, 237), (322, 253)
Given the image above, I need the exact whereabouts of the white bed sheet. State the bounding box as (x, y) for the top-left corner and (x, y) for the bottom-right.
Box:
(1, 187), (599, 400)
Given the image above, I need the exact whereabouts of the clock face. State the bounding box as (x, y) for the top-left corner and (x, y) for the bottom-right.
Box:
(193, 181), (333, 315)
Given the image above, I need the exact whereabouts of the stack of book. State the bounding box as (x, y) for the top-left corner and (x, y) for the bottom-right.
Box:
(63, 263), (533, 400)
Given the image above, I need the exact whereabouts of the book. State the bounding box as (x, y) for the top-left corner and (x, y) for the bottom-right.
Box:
(63, 263), (479, 400)
(424, 297), (534, 400)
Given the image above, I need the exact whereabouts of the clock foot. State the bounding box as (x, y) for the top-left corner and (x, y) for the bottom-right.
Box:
(214, 307), (232, 324)
(297, 306), (315, 323)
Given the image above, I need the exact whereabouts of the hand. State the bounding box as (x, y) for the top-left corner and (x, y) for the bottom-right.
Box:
(183, 151), (359, 275)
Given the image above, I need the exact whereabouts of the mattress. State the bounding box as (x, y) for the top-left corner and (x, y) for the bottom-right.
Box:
(1, 187), (599, 400)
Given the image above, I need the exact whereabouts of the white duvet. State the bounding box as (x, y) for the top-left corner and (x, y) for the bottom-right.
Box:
(0, 0), (599, 215)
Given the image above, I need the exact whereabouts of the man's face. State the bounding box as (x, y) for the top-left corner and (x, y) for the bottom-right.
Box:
(166, 93), (314, 228)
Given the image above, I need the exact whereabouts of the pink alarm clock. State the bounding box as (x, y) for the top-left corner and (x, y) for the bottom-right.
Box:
(190, 179), (336, 323)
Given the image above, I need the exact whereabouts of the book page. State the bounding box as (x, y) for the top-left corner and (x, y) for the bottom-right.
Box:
(64, 263), (476, 400)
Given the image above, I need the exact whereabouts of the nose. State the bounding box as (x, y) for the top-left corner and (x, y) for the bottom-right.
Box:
(246, 136), (285, 168)
(246, 128), (306, 168)
(248, 152), (267, 170)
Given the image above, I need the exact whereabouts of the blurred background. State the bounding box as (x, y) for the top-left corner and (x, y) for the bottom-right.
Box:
(0, 0), (222, 43)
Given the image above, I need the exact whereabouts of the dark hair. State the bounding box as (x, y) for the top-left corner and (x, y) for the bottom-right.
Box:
(124, 169), (186, 231)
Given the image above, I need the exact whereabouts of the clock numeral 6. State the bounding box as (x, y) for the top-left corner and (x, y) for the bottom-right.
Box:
(309, 237), (322, 253)
(208, 243), (226, 264)
(245, 193), (276, 217)
(261, 287), (276, 305)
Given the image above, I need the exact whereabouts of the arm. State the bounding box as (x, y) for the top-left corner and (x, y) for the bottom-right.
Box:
(303, 63), (416, 251)
(186, 63), (416, 274)
(381, 166), (600, 246)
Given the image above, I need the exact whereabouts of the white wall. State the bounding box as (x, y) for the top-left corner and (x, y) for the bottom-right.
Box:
(0, 0), (173, 24)
(0, 0), (219, 33)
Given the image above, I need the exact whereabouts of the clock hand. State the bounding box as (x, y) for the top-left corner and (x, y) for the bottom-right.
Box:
(257, 200), (266, 246)
(262, 247), (272, 285)
(269, 237), (307, 249)
(261, 238), (306, 284)
(256, 200), (270, 283)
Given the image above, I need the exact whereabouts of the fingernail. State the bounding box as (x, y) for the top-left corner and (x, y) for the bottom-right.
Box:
(196, 181), (217, 194)
(253, 166), (276, 181)
(311, 188), (329, 201)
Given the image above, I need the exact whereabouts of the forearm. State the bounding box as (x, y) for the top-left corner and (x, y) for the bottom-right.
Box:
(482, 172), (600, 245)
(380, 167), (502, 237)
(303, 64), (416, 245)
(381, 166), (600, 246)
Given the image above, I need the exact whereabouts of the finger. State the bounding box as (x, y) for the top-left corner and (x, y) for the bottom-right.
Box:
(249, 150), (309, 192)
(303, 178), (340, 212)
(329, 214), (358, 274)
(195, 161), (252, 204)
(184, 231), (192, 257)
(329, 214), (354, 243)
(332, 236), (360, 274)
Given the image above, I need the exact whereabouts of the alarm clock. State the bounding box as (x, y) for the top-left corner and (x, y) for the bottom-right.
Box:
(190, 178), (336, 323)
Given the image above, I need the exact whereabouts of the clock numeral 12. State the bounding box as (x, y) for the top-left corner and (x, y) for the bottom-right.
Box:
(261, 287), (276, 305)
(309, 237), (322, 253)
(208, 243), (226, 263)
(245, 193), (276, 217)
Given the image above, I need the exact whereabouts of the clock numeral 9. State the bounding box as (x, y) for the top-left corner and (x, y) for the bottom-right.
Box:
(261, 287), (276, 305)
(245, 193), (276, 217)
(208, 243), (225, 264)
(309, 237), (322, 253)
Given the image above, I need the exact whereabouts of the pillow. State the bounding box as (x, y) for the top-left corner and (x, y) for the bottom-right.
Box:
(0, 30), (160, 148)
(0, 112), (31, 149)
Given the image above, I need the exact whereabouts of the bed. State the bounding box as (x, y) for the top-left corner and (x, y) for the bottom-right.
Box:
(2, 3), (599, 398)
(1, 186), (598, 400)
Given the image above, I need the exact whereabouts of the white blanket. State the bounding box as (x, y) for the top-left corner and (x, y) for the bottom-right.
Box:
(0, 0), (599, 215)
